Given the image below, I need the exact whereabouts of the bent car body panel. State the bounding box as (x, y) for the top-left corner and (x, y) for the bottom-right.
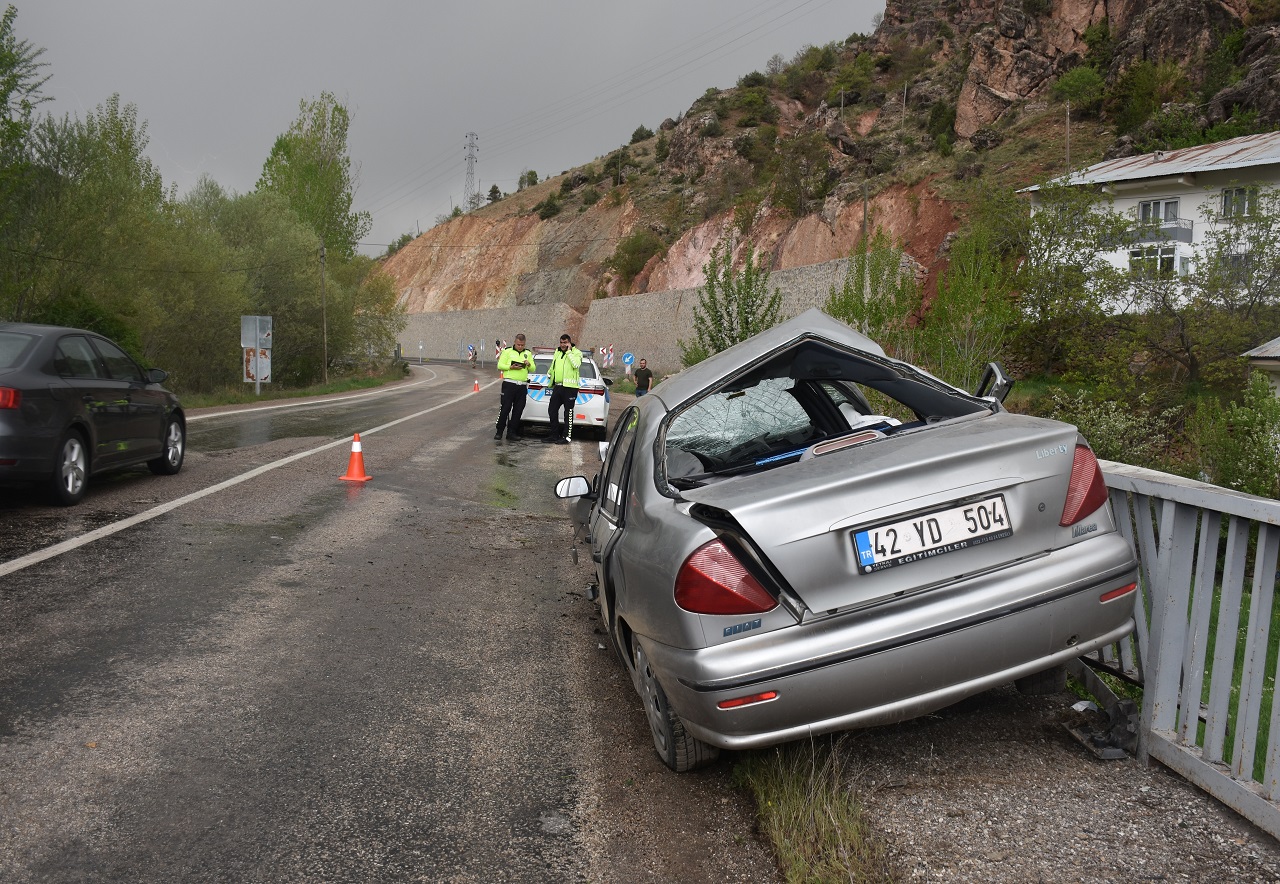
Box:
(639, 535), (1137, 748)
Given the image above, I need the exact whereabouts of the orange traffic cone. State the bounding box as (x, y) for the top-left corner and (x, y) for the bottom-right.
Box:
(472, 379), (480, 392)
(340, 433), (373, 482)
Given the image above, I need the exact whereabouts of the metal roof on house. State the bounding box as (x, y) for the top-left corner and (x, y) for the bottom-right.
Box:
(1244, 335), (1280, 359)
(1024, 131), (1280, 191)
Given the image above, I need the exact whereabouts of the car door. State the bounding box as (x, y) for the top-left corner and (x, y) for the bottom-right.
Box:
(591, 407), (639, 616)
(52, 334), (130, 469)
(90, 335), (163, 460)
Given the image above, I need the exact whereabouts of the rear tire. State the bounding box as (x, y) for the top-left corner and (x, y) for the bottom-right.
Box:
(148, 416), (185, 475)
(49, 430), (88, 506)
(1015, 663), (1068, 696)
(633, 642), (719, 772)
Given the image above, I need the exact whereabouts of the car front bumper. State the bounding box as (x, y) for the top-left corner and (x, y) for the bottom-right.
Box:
(639, 533), (1139, 750)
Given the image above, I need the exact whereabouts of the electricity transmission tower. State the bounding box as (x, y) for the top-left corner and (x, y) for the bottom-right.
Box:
(463, 132), (479, 211)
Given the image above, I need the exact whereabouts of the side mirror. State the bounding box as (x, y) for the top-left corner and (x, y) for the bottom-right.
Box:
(555, 475), (592, 499)
(603, 377), (614, 386)
(147, 367), (169, 384)
(974, 362), (1014, 404)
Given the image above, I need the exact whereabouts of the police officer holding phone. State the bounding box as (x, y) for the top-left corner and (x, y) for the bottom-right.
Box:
(543, 333), (582, 444)
(494, 333), (534, 440)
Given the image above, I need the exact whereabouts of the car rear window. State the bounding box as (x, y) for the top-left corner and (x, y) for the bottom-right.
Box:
(0, 332), (36, 369)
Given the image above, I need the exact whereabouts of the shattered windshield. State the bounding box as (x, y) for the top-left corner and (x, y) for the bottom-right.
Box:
(662, 338), (989, 488)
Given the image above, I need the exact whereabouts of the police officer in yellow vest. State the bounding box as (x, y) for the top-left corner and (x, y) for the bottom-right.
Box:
(543, 333), (582, 444)
(494, 333), (534, 441)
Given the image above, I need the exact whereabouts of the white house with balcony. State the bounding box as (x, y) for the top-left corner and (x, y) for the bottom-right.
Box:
(1023, 130), (1280, 277)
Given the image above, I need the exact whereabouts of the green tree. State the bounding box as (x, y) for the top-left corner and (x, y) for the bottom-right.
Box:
(487, 183), (501, 203)
(773, 132), (830, 217)
(824, 229), (923, 364)
(1052, 65), (1105, 115)
(680, 239), (783, 365)
(257, 91), (371, 259)
(630, 124), (653, 144)
(922, 224), (1019, 390)
(990, 183), (1131, 375)
(1124, 185), (1280, 387)
(0, 4), (50, 321)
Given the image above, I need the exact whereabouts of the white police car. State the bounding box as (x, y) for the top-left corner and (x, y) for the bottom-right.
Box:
(521, 348), (612, 439)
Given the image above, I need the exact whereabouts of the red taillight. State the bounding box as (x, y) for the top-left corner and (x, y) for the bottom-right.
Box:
(1101, 582), (1138, 603)
(675, 539), (778, 615)
(1060, 444), (1109, 527)
(717, 691), (778, 710)
(0, 387), (19, 409)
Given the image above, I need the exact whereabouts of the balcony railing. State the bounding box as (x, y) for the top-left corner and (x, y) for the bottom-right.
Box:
(1129, 218), (1195, 244)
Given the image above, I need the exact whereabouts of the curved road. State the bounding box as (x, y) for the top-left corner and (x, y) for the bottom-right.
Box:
(0, 365), (778, 883)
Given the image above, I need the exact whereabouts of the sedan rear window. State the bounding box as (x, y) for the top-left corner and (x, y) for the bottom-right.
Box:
(0, 332), (35, 369)
(662, 339), (990, 486)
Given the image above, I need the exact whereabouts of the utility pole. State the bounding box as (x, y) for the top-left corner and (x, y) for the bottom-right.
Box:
(463, 132), (479, 211)
(1066, 99), (1072, 175)
(320, 244), (328, 385)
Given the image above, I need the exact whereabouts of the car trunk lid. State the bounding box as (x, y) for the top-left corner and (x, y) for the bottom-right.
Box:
(680, 413), (1087, 614)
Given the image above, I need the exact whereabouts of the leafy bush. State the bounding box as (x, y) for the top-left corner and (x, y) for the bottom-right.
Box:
(1109, 60), (1190, 134)
(606, 229), (666, 288)
(1041, 390), (1182, 468)
(700, 117), (724, 138)
(385, 231), (414, 258)
(655, 131), (669, 162)
(580, 186), (600, 206)
(1189, 372), (1280, 497)
(927, 101), (956, 142)
(533, 194), (561, 219)
(630, 124), (654, 144)
(1247, 0), (1280, 25)
(738, 71), (768, 88)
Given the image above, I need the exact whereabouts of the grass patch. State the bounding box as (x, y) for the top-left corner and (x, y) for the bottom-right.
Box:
(179, 365), (409, 409)
(734, 738), (899, 883)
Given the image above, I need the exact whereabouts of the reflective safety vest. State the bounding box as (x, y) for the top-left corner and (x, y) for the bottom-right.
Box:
(549, 346), (582, 389)
(497, 346), (534, 383)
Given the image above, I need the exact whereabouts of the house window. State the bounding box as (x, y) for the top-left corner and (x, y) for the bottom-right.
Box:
(1221, 186), (1257, 217)
(1227, 252), (1253, 284)
(1138, 199), (1179, 223)
(1129, 246), (1176, 277)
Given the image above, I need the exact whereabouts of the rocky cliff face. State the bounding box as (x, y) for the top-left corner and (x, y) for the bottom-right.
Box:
(384, 0), (1266, 317)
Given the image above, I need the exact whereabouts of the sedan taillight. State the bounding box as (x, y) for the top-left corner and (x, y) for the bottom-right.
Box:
(1060, 444), (1109, 527)
(0, 387), (19, 409)
(675, 539), (778, 615)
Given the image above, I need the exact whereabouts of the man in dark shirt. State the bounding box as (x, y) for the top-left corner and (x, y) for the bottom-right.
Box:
(633, 358), (655, 397)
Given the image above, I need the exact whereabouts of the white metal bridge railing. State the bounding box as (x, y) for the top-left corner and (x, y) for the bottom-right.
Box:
(1096, 460), (1280, 838)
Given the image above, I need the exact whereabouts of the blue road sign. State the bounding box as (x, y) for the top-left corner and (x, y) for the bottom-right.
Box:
(622, 352), (635, 365)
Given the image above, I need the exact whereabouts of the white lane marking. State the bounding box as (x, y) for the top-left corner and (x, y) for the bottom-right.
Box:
(0, 380), (501, 579)
(186, 370), (439, 422)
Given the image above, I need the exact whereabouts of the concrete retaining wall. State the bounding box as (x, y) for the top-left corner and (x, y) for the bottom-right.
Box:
(399, 303), (584, 366)
(397, 257), (854, 375)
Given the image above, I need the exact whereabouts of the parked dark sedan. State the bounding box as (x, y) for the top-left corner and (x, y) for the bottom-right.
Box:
(0, 323), (185, 504)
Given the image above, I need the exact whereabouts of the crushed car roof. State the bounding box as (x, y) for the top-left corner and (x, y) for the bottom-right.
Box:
(651, 308), (886, 410)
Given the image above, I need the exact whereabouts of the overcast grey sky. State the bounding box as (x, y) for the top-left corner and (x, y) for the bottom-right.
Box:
(20, 1), (884, 255)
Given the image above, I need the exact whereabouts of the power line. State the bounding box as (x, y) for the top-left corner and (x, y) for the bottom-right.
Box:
(359, 0), (845, 221)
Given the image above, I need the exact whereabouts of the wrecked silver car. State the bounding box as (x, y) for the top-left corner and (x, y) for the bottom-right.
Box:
(556, 309), (1138, 771)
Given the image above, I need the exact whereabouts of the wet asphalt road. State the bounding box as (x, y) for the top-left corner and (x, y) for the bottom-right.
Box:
(0, 366), (780, 883)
